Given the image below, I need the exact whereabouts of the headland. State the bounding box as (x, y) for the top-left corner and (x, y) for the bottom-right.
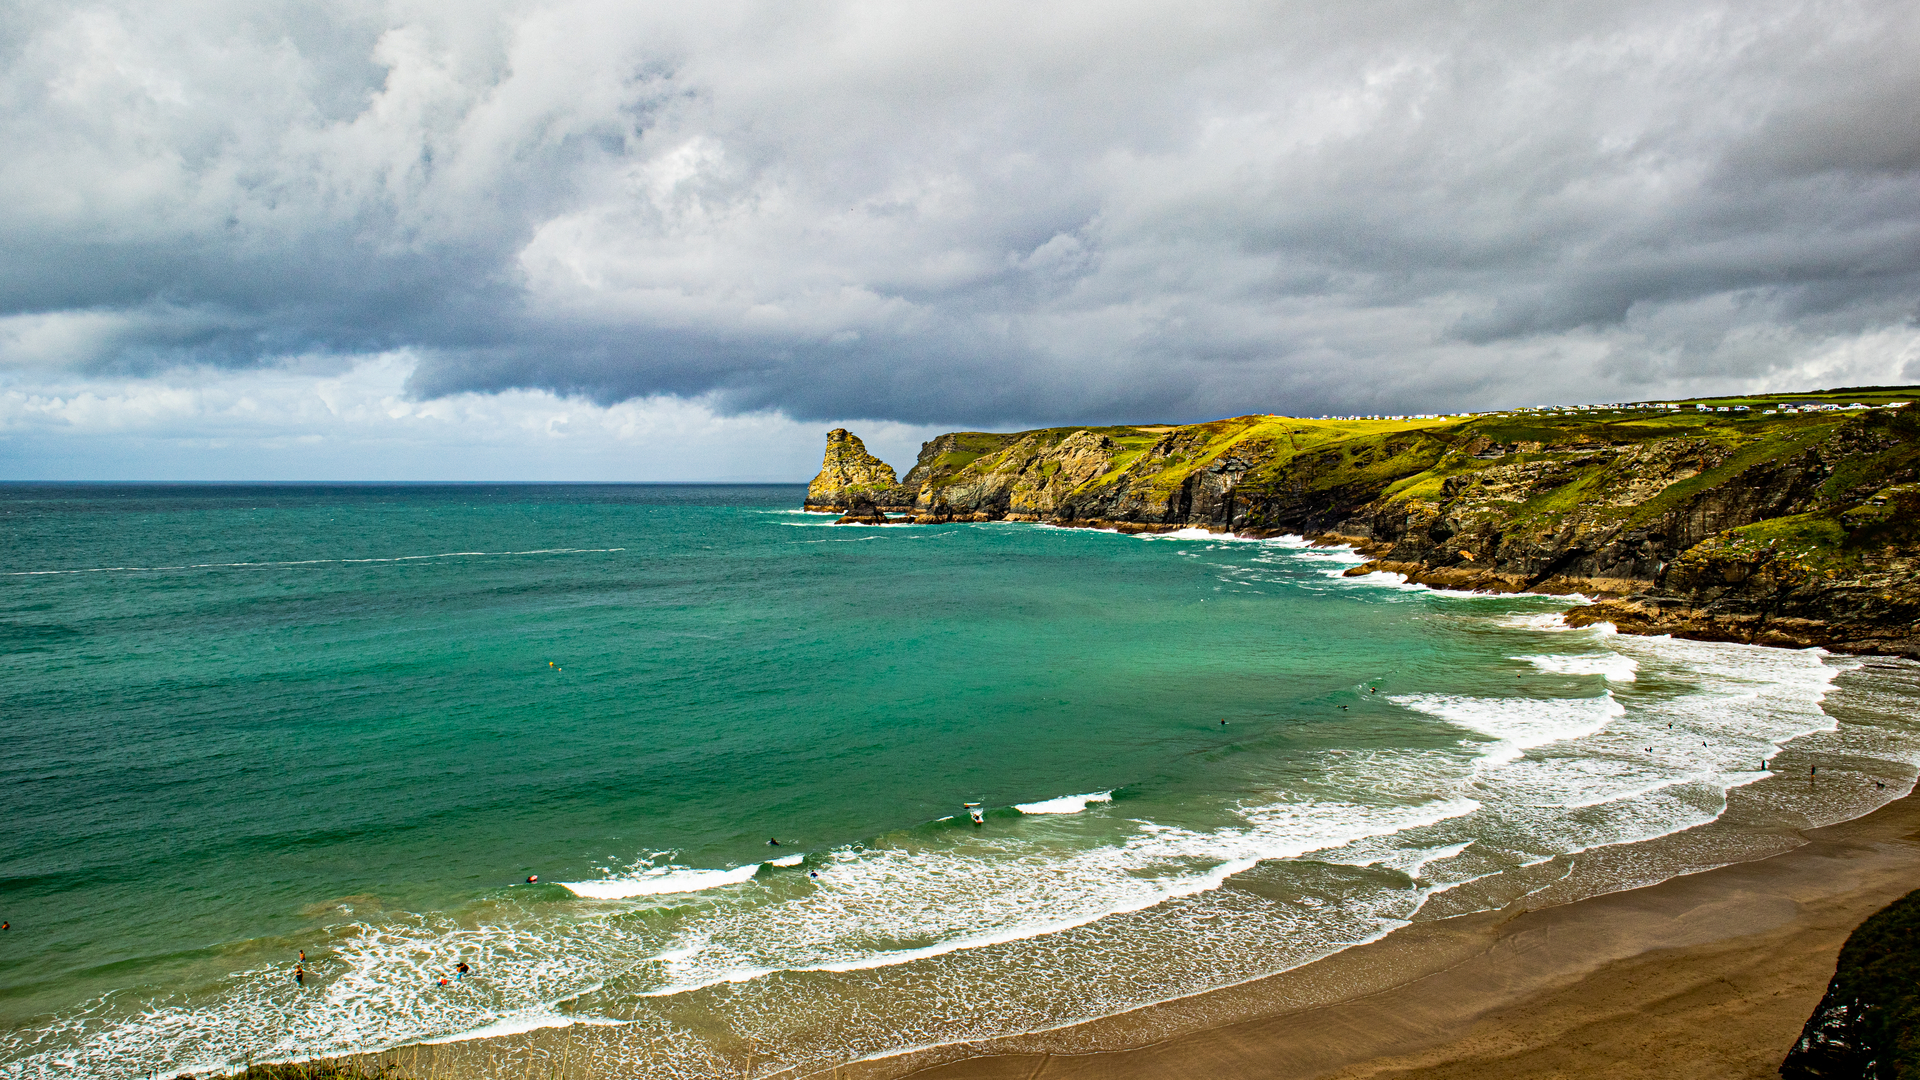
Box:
(809, 387), (1920, 658)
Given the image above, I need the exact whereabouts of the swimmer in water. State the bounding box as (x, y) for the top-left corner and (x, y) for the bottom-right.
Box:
(768, 838), (781, 846)
(295, 966), (305, 985)
(809, 871), (819, 879)
(526, 875), (538, 884)
(456, 962), (469, 980)
(1219, 719), (1228, 726)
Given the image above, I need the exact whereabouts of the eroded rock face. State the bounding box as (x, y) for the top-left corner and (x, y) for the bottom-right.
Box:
(804, 429), (913, 512)
(911, 429), (1121, 522)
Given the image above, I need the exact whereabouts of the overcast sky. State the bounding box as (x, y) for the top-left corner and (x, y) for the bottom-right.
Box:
(3, 0), (1917, 479)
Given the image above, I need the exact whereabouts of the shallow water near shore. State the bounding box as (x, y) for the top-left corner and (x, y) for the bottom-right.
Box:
(3, 483), (1918, 1079)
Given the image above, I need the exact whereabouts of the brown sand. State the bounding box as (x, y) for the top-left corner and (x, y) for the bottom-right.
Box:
(829, 788), (1920, 1080)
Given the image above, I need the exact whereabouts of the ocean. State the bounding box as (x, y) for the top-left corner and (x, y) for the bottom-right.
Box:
(2, 483), (1918, 1078)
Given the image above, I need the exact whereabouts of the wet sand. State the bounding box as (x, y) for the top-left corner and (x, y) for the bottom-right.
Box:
(838, 785), (1920, 1080)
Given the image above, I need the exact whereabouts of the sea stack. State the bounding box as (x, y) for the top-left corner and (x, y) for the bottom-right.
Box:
(804, 429), (914, 520)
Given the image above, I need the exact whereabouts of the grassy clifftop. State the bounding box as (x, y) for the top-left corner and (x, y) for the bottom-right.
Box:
(807, 386), (1920, 656)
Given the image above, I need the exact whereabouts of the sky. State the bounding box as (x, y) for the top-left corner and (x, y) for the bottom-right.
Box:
(3, 0), (1918, 479)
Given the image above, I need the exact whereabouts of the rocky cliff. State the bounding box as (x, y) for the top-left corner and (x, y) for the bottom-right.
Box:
(802, 389), (1920, 656)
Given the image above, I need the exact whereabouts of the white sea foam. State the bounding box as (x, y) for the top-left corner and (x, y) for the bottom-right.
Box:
(1502, 611), (1576, 631)
(1402, 840), (1475, 879)
(561, 863), (761, 899)
(769, 853), (806, 867)
(1391, 691), (1625, 766)
(1516, 653), (1639, 681)
(1015, 791), (1113, 814)
(628, 791), (1483, 999)
(420, 1009), (625, 1043)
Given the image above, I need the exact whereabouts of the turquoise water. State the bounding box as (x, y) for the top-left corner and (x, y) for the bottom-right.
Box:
(1, 484), (1915, 1077)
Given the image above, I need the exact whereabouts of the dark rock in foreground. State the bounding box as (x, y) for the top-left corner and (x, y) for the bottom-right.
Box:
(1781, 887), (1920, 1079)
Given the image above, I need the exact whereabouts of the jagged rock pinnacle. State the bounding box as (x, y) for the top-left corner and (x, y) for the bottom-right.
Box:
(804, 429), (912, 514)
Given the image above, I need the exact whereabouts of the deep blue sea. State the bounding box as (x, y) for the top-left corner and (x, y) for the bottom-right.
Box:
(3, 484), (1917, 1078)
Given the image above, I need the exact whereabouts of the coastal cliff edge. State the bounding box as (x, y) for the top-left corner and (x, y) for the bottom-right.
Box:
(804, 389), (1920, 657)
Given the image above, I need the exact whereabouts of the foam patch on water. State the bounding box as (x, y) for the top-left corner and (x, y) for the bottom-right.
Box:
(562, 863), (761, 899)
(420, 1009), (625, 1043)
(768, 853), (806, 867)
(1392, 691), (1625, 766)
(1502, 611), (1575, 631)
(1516, 653), (1639, 681)
(1015, 791), (1113, 814)
(626, 790), (1483, 998)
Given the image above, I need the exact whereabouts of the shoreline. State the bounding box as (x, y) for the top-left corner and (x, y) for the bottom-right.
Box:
(831, 780), (1920, 1080)
(335, 764), (1920, 1080)
(339, 648), (1920, 1080)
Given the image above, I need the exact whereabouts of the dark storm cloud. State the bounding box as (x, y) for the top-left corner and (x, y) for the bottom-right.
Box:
(4, 0), (1918, 426)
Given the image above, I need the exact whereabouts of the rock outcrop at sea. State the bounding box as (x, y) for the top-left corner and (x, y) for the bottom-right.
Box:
(803, 428), (916, 521)
(803, 393), (1920, 657)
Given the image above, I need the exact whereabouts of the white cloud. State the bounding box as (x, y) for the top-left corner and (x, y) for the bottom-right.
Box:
(0, 354), (940, 479)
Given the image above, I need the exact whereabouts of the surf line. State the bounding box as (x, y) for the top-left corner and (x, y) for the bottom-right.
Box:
(4, 548), (627, 577)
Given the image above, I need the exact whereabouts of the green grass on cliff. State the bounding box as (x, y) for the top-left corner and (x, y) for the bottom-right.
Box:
(891, 392), (1918, 535)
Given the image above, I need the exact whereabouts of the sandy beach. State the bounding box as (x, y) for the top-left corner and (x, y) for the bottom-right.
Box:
(845, 784), (1920, 1080)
